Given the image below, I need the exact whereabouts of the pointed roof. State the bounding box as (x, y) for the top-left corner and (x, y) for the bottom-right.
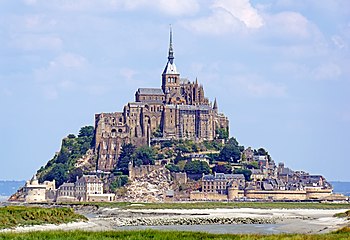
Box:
(163, 26), (179, 75)
(213, 98), (218, 110)
(168, 25), (174, 64)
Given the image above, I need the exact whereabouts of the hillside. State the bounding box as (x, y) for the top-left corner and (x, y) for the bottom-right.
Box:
(36, 126), (96, 188)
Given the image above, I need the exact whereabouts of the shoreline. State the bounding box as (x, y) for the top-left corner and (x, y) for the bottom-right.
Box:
(1, 207), (348, 234)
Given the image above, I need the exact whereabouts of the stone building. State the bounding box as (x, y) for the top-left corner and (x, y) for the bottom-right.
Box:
(24, 175), (56, 203)
(94, 29), (229, 171)
(202, 173), (245, 195)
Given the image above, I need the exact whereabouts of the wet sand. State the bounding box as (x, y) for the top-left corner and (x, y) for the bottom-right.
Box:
(1, 207), (348, 234)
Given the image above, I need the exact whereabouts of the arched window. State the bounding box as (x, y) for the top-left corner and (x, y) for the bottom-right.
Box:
(111, 129), (117, 137)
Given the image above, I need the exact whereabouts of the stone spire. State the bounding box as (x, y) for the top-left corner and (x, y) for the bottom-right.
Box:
(213, 98), (218, 111)
(168, 25), (174, 64)
(162, 25), (178, 75)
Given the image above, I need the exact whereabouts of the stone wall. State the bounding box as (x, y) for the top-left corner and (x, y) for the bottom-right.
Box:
(173, 172), (187, 185)
(190, 191), (228, 201)
(129, 165), (163, 180)
(245, 190), (307, 200)
(305, 188), (332, 199)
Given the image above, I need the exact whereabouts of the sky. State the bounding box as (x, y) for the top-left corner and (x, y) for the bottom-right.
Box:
(0, 0), (349, 181)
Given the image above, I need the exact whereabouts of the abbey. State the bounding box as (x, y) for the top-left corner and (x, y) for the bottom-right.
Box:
(94, 30), (229, 171)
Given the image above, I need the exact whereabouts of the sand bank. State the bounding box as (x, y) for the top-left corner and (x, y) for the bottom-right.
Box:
(1, 207), (348, 234)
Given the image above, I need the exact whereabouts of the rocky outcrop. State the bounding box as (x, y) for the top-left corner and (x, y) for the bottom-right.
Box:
(106, 216), (276, 226)
(120, 166), (173, 202)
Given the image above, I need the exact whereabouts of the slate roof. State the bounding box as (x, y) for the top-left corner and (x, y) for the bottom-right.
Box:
(137, 88), (164, 95)
(178, 105), (212, 111)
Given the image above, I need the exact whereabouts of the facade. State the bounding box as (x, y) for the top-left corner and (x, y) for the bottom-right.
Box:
(24, 175), (56, 203)
(94, 29), (229, 171)
(202, 173), (245, 195)
(57, 175), (114, 202)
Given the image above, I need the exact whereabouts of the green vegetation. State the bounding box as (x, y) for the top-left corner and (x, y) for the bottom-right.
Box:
(134, 146), (156, 166)
(166, 163), (181, 173)
(218, 137), (244, 163)
(0, 228), (349, 240)
(0, 206), (86, 229)
(61, 201), (350, 210)
(37, 126), (95, 187)
(216, 127), (229, 140)
(334, 210), (350, 219)
(116, 143), (136, 175)
(184, 160), (210, 175)
(213, 163), (232, 174)
(116, 144), (156, 175)
(233, 168), (252, 181)
(110, 175), (129, 192)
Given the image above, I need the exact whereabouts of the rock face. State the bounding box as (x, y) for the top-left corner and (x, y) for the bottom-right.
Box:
(120, 166), (173, 202)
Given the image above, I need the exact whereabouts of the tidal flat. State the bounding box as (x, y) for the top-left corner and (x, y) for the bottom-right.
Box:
(1, 204), (349, 235)
(1, 228), (350, 240)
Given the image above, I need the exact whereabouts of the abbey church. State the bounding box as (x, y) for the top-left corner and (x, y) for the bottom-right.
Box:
(94, 29), (229, 171)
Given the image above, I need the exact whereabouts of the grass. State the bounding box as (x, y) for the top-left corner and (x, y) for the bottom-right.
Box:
(0, 206), (87, 229)
(334, 209), (350, 219)
(0, 228), (350, 240)
(61, 201), (350, 210)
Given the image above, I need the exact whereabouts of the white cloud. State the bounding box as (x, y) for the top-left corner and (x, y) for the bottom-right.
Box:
(332, 35), (347, 49)
(213, 0), (264, 28)
(11, 34), (62, 51)
(182, 0), (263, 35)
(122, 0), (200, 16)
(23, 0), (199, 16)
(312, 62), (342, 81)
(119, 68), (137, 81)
(34, 52), (88, 98)
(264, 11), (312, 40)
(183, 9), (244, 35)
(228, 75), (287, 98)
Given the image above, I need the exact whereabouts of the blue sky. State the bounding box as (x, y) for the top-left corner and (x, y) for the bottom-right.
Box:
(0, 0), (349, 181)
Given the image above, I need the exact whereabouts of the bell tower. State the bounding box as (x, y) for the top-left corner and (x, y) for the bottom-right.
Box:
(162, 26), (180, 96)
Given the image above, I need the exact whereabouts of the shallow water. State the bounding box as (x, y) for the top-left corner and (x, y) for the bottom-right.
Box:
(115, 224), (284, 234)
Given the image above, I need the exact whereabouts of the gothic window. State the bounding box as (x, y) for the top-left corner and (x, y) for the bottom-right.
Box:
(118, 129), (122, 133)
(119, 117), (123, 123)
(111, 129), (116, 137)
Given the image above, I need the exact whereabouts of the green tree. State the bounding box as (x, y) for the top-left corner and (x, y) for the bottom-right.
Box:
(218, 137), (244, 163)
(152, 126), (163, 138)
(174, 152), (184, 164)
(44, 163), (68, 187)
(233, 169), (252, 181)
(257, 148), (267, 156)
(110, 175), (129, 192)
(219, 144), (241, 162)
(213, 163), (232, 174)
(216, 127), (229, 140)
(78, 126), (94, 138)
(166, 164), (181, 173)
(116, 143), (135, 174)
(184, 160), (210, 175)
(134, 146), (155, 166)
